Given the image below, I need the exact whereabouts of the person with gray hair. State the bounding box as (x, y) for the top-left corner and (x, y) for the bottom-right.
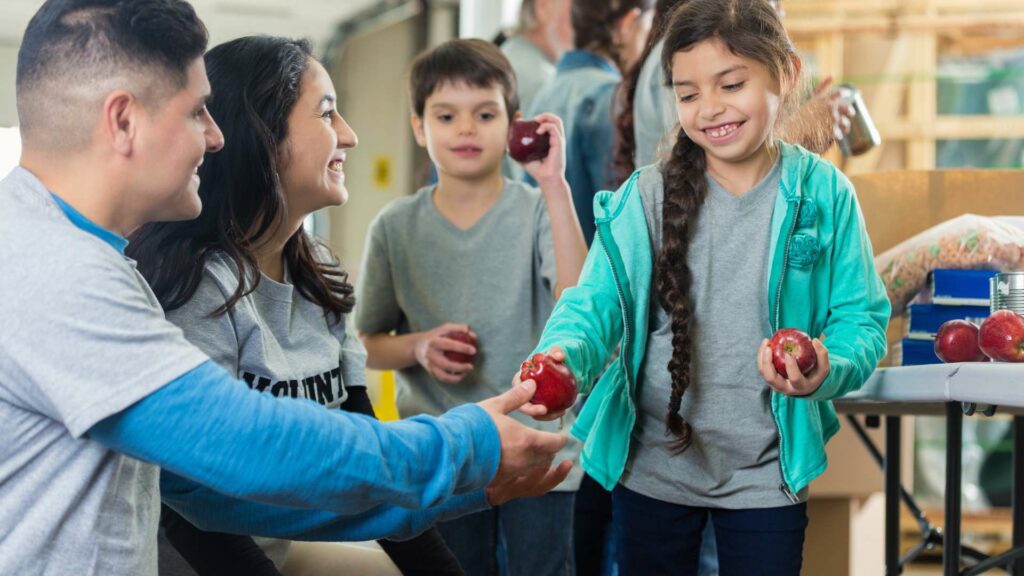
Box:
(500, 0), (574, 114)
(0, 1), (572, 574)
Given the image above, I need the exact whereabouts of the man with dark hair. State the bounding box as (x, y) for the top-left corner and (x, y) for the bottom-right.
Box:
(0, 2), (572, 574)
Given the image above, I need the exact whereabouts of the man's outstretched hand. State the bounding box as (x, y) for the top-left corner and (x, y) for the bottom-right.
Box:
(477, 379), (572, 506)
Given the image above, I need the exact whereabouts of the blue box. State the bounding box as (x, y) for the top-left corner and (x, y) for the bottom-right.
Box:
(907, 304), (989, 339)
(899, 338), (941, 366)
(928, 269), (998, 306)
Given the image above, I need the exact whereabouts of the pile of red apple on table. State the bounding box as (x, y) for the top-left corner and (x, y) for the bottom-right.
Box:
(934, 310), (1024, 363)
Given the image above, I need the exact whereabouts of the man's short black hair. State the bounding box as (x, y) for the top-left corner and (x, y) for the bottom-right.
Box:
(17, 0), (208, 148)
(408, 39), (519, 120)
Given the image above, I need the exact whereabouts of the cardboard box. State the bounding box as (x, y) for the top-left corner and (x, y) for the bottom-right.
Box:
(803, 494), (885, 576)
(928, 269), (998, 306)
(854, 169), (1024, 254)
(907, 303), (990, 339)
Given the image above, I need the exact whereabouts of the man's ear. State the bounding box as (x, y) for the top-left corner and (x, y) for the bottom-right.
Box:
(615, 8), (642, 44)
(102, 90), (138, 156)
(513, 110), (522, 122)
(534, 0), (554, 26)
(410, 114), (427, 147)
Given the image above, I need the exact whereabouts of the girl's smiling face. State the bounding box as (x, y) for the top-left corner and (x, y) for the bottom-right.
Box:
(671, 37), (787, 175)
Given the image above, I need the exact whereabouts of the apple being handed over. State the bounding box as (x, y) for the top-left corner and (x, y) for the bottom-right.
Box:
(442, 331), (477, 364)
(507, 120), (550, 164)
(520, 353), (578, 412)
(934, 319), (987, 363)
(979, 310), (1024, 362)
(769, 328), (817, 379)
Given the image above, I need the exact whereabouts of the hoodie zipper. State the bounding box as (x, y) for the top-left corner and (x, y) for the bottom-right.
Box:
(773, 198), (802, 503)
(772, 200), (800, 333)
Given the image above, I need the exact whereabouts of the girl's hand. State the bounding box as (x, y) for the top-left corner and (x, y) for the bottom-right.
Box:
(757, 338), (830, 396)
(414, 323), (477, 384)
(515, 346), (569, 421)
(521, 113), (568, 190)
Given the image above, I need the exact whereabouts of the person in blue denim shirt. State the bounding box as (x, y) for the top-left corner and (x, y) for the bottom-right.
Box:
(527, 0), (655, 246)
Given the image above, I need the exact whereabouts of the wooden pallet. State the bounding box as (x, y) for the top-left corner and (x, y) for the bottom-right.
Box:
(781, 0), (1024, 174)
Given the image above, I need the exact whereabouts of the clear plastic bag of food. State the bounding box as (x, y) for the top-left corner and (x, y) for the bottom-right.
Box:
(875, 214), (1024, 313)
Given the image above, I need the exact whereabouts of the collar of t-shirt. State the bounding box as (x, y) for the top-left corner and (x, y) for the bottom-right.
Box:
(556, 49), (619, 76)
(49, 193), (129, 254)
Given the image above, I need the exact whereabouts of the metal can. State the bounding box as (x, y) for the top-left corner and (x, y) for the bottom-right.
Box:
(837, 84), (882, 157)
(991, 272), (1024, 315)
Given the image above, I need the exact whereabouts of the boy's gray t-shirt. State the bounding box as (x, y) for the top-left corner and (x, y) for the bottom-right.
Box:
(0, 167), (209, 575)
(356, 180), (582, 491)
(157, 252), (369, 574)
(621, 160), (807, 508)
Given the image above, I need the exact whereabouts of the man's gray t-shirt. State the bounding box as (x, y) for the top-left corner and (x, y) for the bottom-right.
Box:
(356, 180), (582, 491)
(0, 167), (208, 575)
(501, 35), (556, 115)
(158, 252), (369, 574)
(620, 160), (807, 508)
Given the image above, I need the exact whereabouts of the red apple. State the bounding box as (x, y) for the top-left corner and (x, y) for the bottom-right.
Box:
(979, 310), (1024, 362)
(934, 319), (987, 363)
(769, 328), (817, 379)
(507, 120), (550, 164)
(442, 331), (477, 364)
(520, 353), (578, 412)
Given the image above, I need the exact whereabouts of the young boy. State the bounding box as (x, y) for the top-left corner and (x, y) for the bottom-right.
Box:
(357, 39), (587, 576)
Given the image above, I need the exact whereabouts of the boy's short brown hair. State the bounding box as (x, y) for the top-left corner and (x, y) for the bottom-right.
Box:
(409, 39), (519, 119)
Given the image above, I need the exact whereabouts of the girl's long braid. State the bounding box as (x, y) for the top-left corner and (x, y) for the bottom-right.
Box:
(657, 130), (707, 452)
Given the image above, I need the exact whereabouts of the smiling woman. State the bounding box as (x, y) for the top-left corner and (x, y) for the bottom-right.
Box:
(125, 36), (464, 576)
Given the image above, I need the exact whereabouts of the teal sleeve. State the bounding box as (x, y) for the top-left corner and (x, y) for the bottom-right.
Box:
(533, 178), (643, 392)
(807, 175), (891, 401)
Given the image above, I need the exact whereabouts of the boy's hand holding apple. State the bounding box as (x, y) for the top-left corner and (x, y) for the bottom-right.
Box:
(414, 322), (477, 384)
(509, 114), (568, 194)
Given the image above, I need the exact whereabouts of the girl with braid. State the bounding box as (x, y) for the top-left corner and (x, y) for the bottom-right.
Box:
(516, 0), (889, 574)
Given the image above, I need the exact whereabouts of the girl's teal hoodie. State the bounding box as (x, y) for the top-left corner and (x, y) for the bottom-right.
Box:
(533, 143), (890, 497)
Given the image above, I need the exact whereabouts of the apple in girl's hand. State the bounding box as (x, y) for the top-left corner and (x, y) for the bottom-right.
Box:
(520, 353), (577, 412)
(507, 120), (550, 164)
(443, 331), (477, 364)
(979, 310), (1024, 362)
(769, 328), (817, 379)
(934, 319), (987, 363)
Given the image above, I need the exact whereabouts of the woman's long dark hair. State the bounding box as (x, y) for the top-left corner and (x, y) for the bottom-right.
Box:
(127, 36), (355, 319)
(572, 0), (656, 73)
(611, 0), (689, 183)
(656, 0), (798, 452)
